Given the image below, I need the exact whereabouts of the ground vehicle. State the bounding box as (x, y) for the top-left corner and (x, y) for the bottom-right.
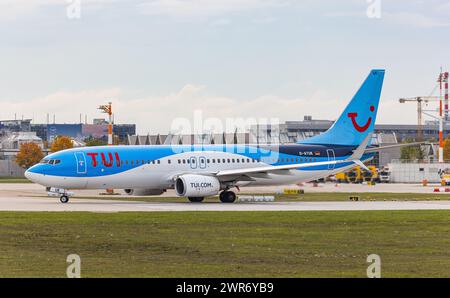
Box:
(379, 168), (390, 183)
(440, 169), (450, 186)
(336, 165), (378, 183)
(335, 172), (347, 183)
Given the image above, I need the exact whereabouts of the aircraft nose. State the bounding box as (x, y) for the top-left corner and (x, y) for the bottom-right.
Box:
(25, 165), (42, 183)
(24, 169), (35, 182)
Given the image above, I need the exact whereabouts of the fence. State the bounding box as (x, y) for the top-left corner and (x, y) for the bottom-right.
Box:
(0, 160), (26, 177)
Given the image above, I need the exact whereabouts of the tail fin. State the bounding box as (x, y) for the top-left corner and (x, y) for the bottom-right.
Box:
(298, 69), (385, 146)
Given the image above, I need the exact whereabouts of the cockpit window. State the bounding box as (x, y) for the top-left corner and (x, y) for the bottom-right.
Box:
(40, 159), (61, 165)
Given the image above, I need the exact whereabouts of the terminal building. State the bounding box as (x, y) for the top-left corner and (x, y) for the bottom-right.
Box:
(1, 119), (136, 143)
(31, 122), (136, 143)
(249, 116), (444, 144)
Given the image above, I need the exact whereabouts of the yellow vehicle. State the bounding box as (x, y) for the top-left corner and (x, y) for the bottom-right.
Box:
(335, 166), (379, 184)
(335, 172), (347, 183)
(440, 169), (450, 186)
(363, 166), (379, 183)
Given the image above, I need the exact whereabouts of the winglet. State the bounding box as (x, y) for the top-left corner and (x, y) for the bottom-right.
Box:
(348, 133), (372, 161)
(346, 133), (372, 171)
(353, 159), (371, 172)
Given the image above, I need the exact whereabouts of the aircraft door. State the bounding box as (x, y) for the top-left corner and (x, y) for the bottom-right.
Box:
(326, 149), (336, 170)
(74, 152), (87, 175)
(199, 156), (207, 169)
(189, 157), (197, 169)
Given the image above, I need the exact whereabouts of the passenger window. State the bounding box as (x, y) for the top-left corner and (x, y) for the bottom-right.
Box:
(232, 159), (235, 163)
(131, 160), (134, 165)
(222, 159), (226, 163)
(236, 159), (240, 163)
(207, 159), (210, 164)
(168, 160), (171, 164)
(183, 160), (186, 164)
(178, 160), (181, 164)
(157, 160), (160, 164)
(212, 159), (216, 163)
(227, 159), (230, 163)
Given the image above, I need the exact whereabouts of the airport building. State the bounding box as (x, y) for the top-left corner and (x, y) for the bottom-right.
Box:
(0, 118), (136, 177)
(1, 119), (136, 143)
(31, 122), (136, 143)
(248, 116), (446, 144)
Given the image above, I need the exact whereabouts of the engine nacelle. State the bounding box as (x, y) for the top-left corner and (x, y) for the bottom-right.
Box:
(175, 174), (221, 197)
(124, 189), (166, 196)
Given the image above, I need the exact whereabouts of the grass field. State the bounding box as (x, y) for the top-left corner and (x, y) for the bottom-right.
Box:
(1, 211), (450, 277)
(0, 178), (31, 183)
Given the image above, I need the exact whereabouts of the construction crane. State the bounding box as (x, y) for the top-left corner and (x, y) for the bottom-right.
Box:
(399, 96), (439, 141)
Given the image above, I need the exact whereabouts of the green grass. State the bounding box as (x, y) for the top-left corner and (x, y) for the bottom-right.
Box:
(0, 177), (30, 183)
(1, 211), (450, 277)
(80, 192), (450, 203)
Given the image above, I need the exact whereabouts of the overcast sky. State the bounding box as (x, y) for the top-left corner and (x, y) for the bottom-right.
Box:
(1, 0), (449, 134)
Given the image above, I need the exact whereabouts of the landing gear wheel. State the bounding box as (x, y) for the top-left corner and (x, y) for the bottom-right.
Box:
(219, 191), (236, 203)
(188, 197), (204, 203)
(60, 196), (69, 204)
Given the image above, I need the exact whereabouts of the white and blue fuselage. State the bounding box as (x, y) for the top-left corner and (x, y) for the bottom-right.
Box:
(26, 143), (372, 189)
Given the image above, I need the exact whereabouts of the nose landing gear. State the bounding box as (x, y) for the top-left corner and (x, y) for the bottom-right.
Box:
(47, 187), (74, 204)
(60, 195), (69, 204)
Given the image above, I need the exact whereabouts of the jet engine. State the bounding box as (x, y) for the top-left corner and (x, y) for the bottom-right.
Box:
(124, 189), (166, 196)
(175, 174), (221, 197)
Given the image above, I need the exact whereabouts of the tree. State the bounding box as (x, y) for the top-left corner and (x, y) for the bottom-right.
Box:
(84, 137), (107, 147)
(400, 138), (424, 162)
(16, 142), (44, 169)
(51, 136), (73, 152)
(444, 137), (450, 162)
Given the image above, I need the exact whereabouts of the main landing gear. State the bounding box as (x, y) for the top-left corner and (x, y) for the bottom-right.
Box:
(186, 191), (237, 203)
(219, 190), (237, 203)
(188, 197), (204, 203)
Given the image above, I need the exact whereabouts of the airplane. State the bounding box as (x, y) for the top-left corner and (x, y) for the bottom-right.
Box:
(26, 69), (387, 204)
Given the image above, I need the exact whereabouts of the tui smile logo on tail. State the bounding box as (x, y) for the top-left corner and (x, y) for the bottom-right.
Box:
(347, 105), (375, 132)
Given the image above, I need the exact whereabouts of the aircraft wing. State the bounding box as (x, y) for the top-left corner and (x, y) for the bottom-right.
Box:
(364, 142), (424, 153)
(215, 159), (346, 177)
(216, 134), (372, 178)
